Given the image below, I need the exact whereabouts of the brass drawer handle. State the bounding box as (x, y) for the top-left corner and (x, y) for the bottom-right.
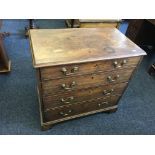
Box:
(61, 67), (67, 74)
(59, 110), (72, 116)
(103, 89), (114, 95)
(72, 66), (79, 73)
(107, 75), (119, 82)
(61, 96), (74, 103)
(98, 101), (108, 107)
(61, 81), (76, 90)
(113, 59), (127, 68)
(61, 66), (79, 75)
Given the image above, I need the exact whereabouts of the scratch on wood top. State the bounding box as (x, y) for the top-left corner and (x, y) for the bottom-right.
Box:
(29, 28), (146, 68)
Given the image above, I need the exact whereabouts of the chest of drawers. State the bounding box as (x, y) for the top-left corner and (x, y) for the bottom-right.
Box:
(29, 28), (146, 130)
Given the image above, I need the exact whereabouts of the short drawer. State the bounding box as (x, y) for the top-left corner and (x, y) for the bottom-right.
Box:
(43, 95), (120, 122)
(41, 68), (134, 94)
(43, 82), (127, 110)
(40, 56), (141, 80)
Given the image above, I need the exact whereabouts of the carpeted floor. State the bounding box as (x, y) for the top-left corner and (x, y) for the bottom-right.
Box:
(0, 20), (155, 135)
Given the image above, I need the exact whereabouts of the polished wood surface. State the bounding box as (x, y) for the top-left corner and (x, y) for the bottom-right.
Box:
(41, 68), (134, 93)
(79, 19), (121, 23)
(80, 23), (118, 28)
(44, 95), (120, 122)
(40, 56), (141, 80)
(29, 28), (146, 68)
(43, 82), (127, 110)
(38, 84), (118, 130)
(29, 28), (146, 130)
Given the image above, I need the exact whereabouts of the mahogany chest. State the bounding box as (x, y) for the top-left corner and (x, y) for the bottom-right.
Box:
(29, 28), (146, 130)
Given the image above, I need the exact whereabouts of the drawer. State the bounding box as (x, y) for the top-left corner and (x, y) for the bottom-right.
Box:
(41, 68), (134, 94)
(43, 95), (120, 122)
(40, 56), (141, 80)
(43, 82), (127, 110)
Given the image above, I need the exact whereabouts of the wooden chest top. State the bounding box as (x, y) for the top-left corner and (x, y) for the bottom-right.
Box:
(29, 28), (146, 68)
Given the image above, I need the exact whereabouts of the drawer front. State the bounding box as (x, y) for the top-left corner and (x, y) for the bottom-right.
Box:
(43, 82), (127, 110)
(40, 56), (141, 80)
(43, 95), (120, 122)
(41, 68), (134, 94)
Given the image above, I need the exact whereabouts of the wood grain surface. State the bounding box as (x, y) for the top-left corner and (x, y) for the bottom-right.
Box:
(29, 28), (146, 68)
(29, 28), (146, 129)
(42, 82), (127, 110)
(40, 56), (141, 80)
(41, 68), (134, 94)
(80, 23), (118, 28)
(43, 95), (120, 122)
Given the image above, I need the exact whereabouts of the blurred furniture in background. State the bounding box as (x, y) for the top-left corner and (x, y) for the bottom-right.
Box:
(66, 19), (122, 28)
(126, 19), (155, 75)
(148, 63), (155, 75)
(0, 20), (11, 73)
(0, 20), (2, 29)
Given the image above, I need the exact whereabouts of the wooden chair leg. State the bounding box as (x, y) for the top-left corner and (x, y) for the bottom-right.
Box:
(148, 63), (155, 75)
(25, 19), (38, 38)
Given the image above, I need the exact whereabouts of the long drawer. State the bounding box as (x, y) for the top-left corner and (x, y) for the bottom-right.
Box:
(40, 56), (140, 80)
(43, 82), (127, 110)
(41, 68), (134, 94)
(43, 95), (120, 122)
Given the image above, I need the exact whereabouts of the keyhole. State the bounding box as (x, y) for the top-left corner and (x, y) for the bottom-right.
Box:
(94, 64), (99, 70)
(95, 64), (98, 67)
(91, 74), (96, 79)
(89, 90), (93, 94)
